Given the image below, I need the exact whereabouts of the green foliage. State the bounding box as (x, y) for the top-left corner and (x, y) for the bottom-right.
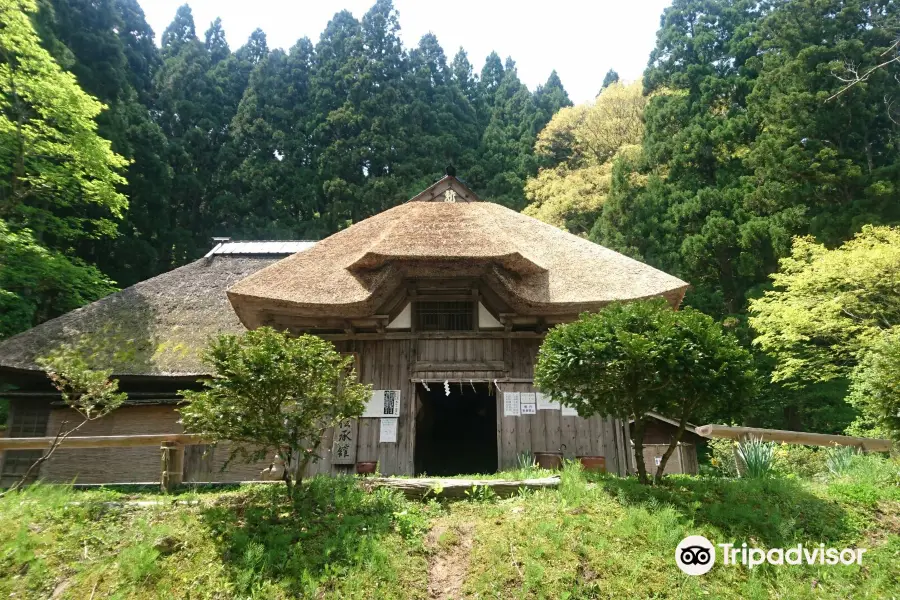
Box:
(707, 438), (739, 477)
(847, 328), (900, 441)
(589, 0), (900, 432)
(36, 346), (126, 419)
(825, 446), (859, 476)
(750, 226), (900, 385)
(774, 444), (827, 479)
(524, 81), (648, 234)
(0, 222), (116, 338)
(736, 437), (777, 478)
(535, 299), (756, 482)
(179, 328), (370, 493)
(0, 0), (128, 243)
(516, 450), (536, 469)
(463, 484), (497, 503)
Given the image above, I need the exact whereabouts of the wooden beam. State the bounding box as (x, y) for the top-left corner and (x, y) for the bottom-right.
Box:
(361, 476), (560, 500)
(316, 331), (545, 341)
(695, 424), (892, 453)
(413, 361), (506, 372)
(0, 433), (209, 451)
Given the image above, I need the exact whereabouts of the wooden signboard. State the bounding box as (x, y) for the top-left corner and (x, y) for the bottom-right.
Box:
(331, 419), (358, 465)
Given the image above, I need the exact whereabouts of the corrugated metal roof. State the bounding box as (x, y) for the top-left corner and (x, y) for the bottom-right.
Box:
(204, 240), (316, 257)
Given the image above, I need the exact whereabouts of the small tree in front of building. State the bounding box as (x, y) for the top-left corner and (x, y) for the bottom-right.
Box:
(179, 328), (370, 498)
(535, 299), (757, 484)
(2, 347), (126, 496)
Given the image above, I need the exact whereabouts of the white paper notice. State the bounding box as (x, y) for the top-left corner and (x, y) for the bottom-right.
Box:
(520, 393), (536, 414)
(561, 404), (579, 417)
(503, 391), (521, 416)
(363, 390), (401, 417)
(536, 393), (560, 410)
(379, 418), (398, 443)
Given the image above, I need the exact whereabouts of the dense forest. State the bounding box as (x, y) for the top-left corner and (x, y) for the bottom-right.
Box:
(1, 0), (899, 435)
(0, 0), (572, 335)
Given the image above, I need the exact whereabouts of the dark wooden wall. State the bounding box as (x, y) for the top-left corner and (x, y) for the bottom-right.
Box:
(303, 336), (633, 477)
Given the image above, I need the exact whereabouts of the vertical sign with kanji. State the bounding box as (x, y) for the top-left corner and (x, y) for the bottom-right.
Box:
(331, 418), (358, 465)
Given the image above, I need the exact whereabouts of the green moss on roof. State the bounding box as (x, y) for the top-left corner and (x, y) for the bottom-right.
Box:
(0, 256), (282, 376)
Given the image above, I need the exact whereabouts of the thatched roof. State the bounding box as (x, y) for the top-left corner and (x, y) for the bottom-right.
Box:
(228, 177), (689, 326)
(0, 242), (314, 376)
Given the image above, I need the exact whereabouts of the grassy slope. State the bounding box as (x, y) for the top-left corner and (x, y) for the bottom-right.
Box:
(1, 462), (898, 599)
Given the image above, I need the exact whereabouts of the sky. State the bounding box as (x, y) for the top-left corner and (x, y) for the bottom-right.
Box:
(139, 0), (672, 105)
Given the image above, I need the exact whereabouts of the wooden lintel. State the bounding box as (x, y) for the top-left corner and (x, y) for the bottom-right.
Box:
(413, 361), (507, 372)
(316, 331), (545, 341)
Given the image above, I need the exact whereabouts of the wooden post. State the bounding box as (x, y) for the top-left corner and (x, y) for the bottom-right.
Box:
(160, 442), (184, 493)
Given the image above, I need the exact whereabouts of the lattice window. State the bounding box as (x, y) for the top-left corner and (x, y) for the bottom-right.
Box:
(1, 406), (50, 483)
(9, 407), (49, 437)
(416, 301), (473, 331)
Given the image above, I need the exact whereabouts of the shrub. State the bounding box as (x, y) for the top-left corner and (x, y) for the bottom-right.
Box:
(707, 438), (738, 477)
(180, 328), (370, 498)
(736, 437), (777, 478)
(774, 444), (826, 478)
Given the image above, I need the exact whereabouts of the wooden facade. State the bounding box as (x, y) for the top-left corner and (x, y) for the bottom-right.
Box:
(298, 334), (635, 478)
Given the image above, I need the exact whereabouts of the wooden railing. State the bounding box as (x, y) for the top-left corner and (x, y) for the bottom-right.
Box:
(0, 434), (209, 492)
(695, 425), (892, 453)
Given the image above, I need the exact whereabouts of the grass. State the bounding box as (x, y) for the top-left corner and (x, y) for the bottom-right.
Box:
(1, 458), (898, 599)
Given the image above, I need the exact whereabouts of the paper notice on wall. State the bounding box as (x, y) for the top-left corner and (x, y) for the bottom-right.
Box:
(503, 391), (521, 416)
(379, 418), (398, 443)
(537, 393), (560, 410)
(363, 390), (401, 417)
(520, 392), (537, 415)
(561, 404), (579, 417)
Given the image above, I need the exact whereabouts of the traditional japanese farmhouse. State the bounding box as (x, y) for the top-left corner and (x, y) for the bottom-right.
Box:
(0, 175), (689, 484)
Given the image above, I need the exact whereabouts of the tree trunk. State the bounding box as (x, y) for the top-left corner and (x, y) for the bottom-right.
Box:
(631, 415), (650, 484)
(653, 408), (691, 483)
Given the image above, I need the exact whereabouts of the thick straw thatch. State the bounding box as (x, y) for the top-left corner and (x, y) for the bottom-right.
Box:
(228, 177), (689, 326)
(0, 255), (284, 376)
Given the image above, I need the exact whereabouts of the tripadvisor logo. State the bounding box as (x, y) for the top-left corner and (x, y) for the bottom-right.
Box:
(675, 536), (867, 575)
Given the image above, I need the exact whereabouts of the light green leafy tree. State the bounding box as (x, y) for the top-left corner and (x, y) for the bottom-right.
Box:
(179, 328), (370, 498)
(0, 0), (127, 339)
(0, 0), (128, 240)
(524, 80), (648, 235)
(846, 329), (900, 441)
(535, 300), (757, 484)
(750, 226), (900, 385)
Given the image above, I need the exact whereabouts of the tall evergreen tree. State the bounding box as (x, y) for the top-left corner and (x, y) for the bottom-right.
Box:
(473, 56), (541, 209)
(601, 68), (619, 90)
(533, 69), (572, 133)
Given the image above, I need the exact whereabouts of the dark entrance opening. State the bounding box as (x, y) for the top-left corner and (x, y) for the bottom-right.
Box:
(415, 381), (497, 476)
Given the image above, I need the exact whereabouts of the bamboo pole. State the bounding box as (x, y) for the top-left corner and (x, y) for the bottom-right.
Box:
(0, 433), (209, 451)
(695, 425), (891, 453)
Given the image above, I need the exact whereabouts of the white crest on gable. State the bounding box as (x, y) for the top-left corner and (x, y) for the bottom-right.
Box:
(444, 189), (457, 203)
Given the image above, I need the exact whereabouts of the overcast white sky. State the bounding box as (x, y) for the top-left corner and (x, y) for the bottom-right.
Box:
(139, 0), (672, 105)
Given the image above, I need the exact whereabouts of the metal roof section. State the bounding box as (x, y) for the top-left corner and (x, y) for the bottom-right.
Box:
(205, 240), (317, 257)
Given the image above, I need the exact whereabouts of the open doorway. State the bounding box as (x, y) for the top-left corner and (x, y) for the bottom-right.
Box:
(415, 381), (497, 476)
